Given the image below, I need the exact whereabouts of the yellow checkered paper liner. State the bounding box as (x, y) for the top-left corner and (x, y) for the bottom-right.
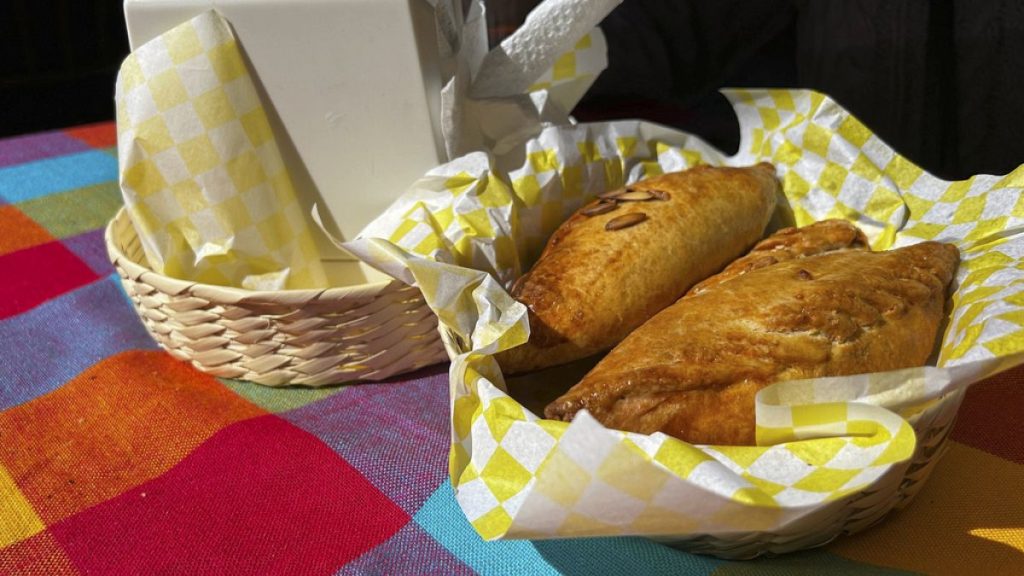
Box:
(525, 31), (607, 121)
(346, 88), (1024, 540)
(115, 11), (325, 290)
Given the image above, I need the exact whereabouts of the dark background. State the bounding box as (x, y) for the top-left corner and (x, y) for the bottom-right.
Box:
(2, 0), (1022, 180)
(575, 0), (1024, 180)
(1, 1), (129, 138)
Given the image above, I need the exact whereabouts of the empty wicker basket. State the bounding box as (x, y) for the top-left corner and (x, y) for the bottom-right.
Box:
(105, 207), (448, 386)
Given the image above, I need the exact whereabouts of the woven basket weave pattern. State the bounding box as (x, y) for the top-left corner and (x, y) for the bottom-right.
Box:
(670, 387), (966, 559)
(106, 209), (448, 386)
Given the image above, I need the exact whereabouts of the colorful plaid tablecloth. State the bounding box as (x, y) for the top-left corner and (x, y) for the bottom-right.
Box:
(0, 122), (1022, 575)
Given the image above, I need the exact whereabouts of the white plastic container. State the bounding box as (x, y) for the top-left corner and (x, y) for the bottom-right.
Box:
(124, 0), (449, 267)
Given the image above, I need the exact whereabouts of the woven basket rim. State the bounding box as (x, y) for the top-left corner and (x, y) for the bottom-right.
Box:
(104, 207), (396, 303)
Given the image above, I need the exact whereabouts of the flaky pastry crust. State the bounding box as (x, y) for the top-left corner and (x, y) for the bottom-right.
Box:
(546, 238), (959, 445)
(498, 163), (780, 374)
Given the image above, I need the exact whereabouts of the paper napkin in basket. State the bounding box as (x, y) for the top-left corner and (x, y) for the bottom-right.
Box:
(346, 86), (1024, 542)
(115, 11), (326, 290)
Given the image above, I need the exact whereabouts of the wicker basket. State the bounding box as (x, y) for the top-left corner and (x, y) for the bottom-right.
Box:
(105, 208), (449, 386)
(107, 204), (967, 556)
(665, 386), (967, 559)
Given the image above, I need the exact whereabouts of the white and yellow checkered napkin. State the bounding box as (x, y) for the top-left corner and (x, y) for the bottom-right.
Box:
(115, 11), (326, 290)
(442, 0), (620, 158)
(346, 87), (1024, 541)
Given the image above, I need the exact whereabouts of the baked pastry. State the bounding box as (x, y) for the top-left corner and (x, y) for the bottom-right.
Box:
(544, 237), (959, 445)
(497, 163), (780, 374)
(686, 218), (869, 297)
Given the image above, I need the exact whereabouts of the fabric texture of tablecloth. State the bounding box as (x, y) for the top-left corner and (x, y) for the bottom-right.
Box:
(0, 122), (1021, 575)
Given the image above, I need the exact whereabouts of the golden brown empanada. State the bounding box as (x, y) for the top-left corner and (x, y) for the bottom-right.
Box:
(686, 218), (869, 297)
(545, 238), (959, 445)
(497, 163), (780, 375)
